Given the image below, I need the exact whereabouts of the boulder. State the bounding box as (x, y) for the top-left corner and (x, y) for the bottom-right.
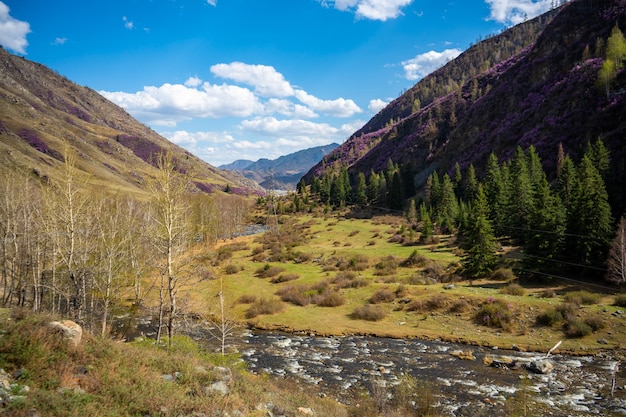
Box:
(48, 320), (82, 348)
(526, 359), (554, 374)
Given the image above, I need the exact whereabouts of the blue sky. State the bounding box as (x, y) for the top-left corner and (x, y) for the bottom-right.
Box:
(1, 0), (559, 166)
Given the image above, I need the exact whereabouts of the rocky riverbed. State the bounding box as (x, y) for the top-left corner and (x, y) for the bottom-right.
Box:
(239, 331), (626, 417)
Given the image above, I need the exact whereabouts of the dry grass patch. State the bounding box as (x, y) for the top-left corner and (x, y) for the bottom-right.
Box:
(245, 297), (286, 318)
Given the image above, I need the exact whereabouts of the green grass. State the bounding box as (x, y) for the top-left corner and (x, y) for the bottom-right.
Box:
(186, 213), (626, 354)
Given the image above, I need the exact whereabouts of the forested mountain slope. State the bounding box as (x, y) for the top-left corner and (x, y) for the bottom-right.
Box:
(0, 47), (261, 195)
(305, 0), (626, 216)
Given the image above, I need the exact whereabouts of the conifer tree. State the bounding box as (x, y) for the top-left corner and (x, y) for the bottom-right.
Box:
(461, 184), (498, 279)
(606, 216), (626, 286)
(367, 171), (381, 205)
(437, 173), (459, 233)
(388, 171), (403, 211)
(522, 175), (567, 276)
(483, 152), (507, 237)
(569, 155), (613, 269)
(463, 163), (479, 202)
(506, 147), (534, 242)
(354, 172), (368, 206)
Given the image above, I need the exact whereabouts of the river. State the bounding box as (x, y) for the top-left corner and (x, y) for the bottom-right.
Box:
(238, 330), (625, 417)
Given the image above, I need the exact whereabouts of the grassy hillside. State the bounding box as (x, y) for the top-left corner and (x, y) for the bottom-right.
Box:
(187, 212), (626, 355)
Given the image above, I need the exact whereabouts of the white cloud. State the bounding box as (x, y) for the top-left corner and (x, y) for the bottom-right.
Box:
(100, 81), (263, 126)
(122, 16), (134, 30)
(0, 2), (30, 54)
(207, 0), (217, 6)
(485, 0), (553, 26)
(53, 37), (67, 46)
(184, 76), (202, 87)
(240, 117), (340, 137)
(294, 89), (362, 118)
(211, 62), (295, 97)
(265, 98), (319, 119)
(320, 0), (413, 21)
(401, 48), (462, 80)
(368, 98), (388, 113)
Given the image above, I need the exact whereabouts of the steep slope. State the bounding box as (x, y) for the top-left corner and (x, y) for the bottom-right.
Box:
(305, 0), (626, 213)
(221, 143), (339, 190)
(0, 47), (261, 195)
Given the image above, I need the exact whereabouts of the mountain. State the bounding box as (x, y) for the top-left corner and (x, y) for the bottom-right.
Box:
(304, 0), (626, 215)
(220, 143), (339, 190)
(0, 47), (262, 196)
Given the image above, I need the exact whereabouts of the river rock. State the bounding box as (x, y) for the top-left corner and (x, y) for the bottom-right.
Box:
(208, 381), (229, 396)
(48, 320), (82, 347)
(526, 359), (554, 374)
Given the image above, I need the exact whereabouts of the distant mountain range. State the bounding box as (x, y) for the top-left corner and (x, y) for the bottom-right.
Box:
(0, 47), (262, 196)
(220, 143), (339, 190)
(304, 0), (626, 215)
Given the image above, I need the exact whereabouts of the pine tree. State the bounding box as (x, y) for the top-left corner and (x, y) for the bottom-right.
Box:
(483, 152), (507, 237)
(367, 171), (381, 205)
(506, 147), (534, 242)
(463, 163), (479, 202)
(354, 172), (368, 206)
(388, 172), (403, 211)
(522, 175), (567, 276)
(606, 216), (626, 286)
(569, 155), (613, 269)
(437, 173), (459, 233)
(461, 185), (498, 279)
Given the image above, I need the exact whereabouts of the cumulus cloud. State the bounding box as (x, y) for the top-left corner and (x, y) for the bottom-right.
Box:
(184, 76), (202, 87)
(240, 117), (341, 137)
(207, 0), (217, 6)
(401, 48), (462, 80)
(100, 81), (262, 126)
(211, 62), (294, 97)
(368, 98), (388, 113)
(321, 0), (413, 21)
(0, 2), (30, 54)
(485, 0), (553, 26)
(294, 90), (362, 118)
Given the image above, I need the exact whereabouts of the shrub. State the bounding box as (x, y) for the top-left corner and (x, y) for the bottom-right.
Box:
(395, 284), (408, 298)
(535, 309), (563, 327)
(501, 283), (526, 296)
(426, 294), (450, 310)
(564, 290), (601, 306)
(401, 250), (428, 268)
(448, 299), (471, 314)
(332, 272), (370, 289)
(236, 294), (257, 304)
(540, 289), (557, 298)
(254, 264), (286, 279)
(613, 294), (626, 307)
(491, 268), (516, 281)
(369, 289), (396, 304)
(422, 262), (443, 282)
(475, 299), (513, 330)
(316, 291), (345, 307)
(223, 264), (241, 275)
(245, 297), (285, 318)
(271, 273), (300, 284)
(375, 256), (399, 276)
(555, 302), (577, 321)
(405, 299), (426, 312)
(275, 285), (311, 306)
(350, 305), (387, 321)
(564, 319), (592, 338)
(216, 247), (233, 262)
(584, 315), (606, 331)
